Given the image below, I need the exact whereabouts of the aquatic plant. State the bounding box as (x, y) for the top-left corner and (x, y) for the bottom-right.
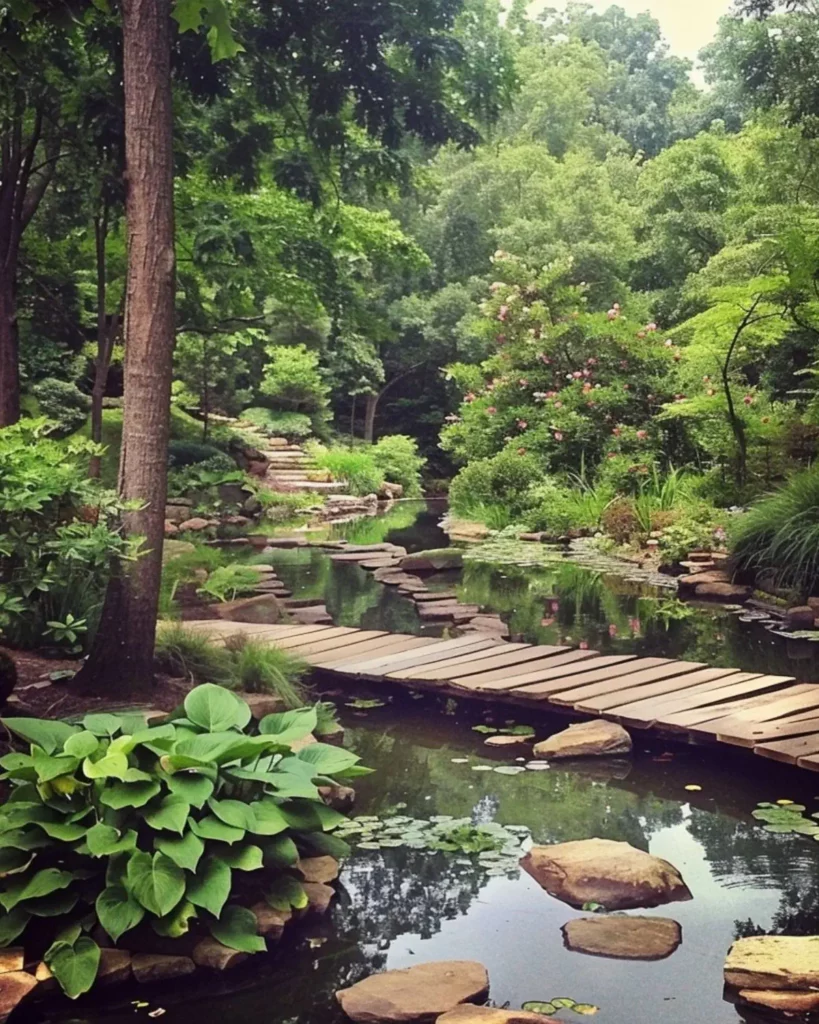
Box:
(752, 801), (819, 837)
(0, 692), (368, 997)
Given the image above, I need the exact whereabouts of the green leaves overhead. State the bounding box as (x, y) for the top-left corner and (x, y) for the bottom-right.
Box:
(171, 0), (243, 62)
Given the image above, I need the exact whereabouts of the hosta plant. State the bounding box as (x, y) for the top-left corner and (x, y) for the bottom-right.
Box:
(0, 686), (369, 998)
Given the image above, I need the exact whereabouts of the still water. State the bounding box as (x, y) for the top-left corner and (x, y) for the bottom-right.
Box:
(41, 695), (819, 1024)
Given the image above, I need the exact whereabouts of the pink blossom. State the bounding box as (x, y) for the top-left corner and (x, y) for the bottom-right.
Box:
(519, 379), (529, 388)
(587, 357), (598, 366)
(607, 309), (618, 320)
(554, 401), (563, 409)
(607, 452), (617, 459)
(517, 419), (528, 430)
(498, 305), (509, 322)
(636, 430), (648, 441)
(579, 640), (589, 650)
(550, 600), (560, 613)
(554, 431), (564, 441)
(490, 281), (504, 292)
(623, 383), (630, 390)
(647, 322), (657, 332)
(496, 334), (506, 345)
(608, 624), (618, 638)
(487, 407), (496, 415)
(540, 353), (551, 365)
(612, 427), (622, 437)
(573, 371), (583, 379)
(743, 394), (754, 406)
(464, 392), (476, 403)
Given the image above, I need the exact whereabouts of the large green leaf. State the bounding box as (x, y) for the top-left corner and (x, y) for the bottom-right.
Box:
(301, 831), (351, 859)
(262, 835), (299, 868)
(154, 830), (205, 873)
(0, 868), (75, 911)
(0, 850), (34, 877)
(96, 885), (145, 943)
(208, 798), (257, 831)
(0, 907), (30, 947)
(22, 889), (79, 917)
(189, 815), (245, 844)
(185, 684), (242, 733)
(265, 873), (308, 911)
(37, 820), (87, 842)
(258, 708), (317, 745)
(86, 824), (138, 857)
(82, 714), (123, 737)
(209, 905), (266, 952)
(248, 798), (288, 837)
(0, 828), (51, 851)
(279, 800), (346, 833)
(126, 852), (186, 917)
(144, 795), (190, 835)
(83, 750), (129, 781)
(63, 732), (100, 758)
(186, 856), (231, 917)
(32, 749), (80, 783)
(45, 937), (100, 999)
(1, 718), (78, 755)
(165, 772), (214, 809)
(152, 899), (197, 939)
(218, 843), (264, 872)
(100, 780), (161, 810)
(292, 744), (361, 777)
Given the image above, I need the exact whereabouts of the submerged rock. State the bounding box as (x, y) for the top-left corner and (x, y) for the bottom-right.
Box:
(251, 903), (291, 940)
(437, 1008), (558, 1024)
(692, 582), (751, 602)
(192, 938), (249, 970)
(533, 720), (632, 760)
(485, 734), (531, 748)
(298, 855), (340, 884)
(724, 935), (819, 991)
(521, 838), (692, 910)
(785, 605), (818, 630)
(132, 954), (196, 983)
(302, 881), (336, 916)
(562, 915), (682, 961)
(336, 960), (489, 1023)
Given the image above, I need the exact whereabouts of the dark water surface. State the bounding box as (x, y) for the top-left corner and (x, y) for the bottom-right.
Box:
(41, 696), (819, 1024)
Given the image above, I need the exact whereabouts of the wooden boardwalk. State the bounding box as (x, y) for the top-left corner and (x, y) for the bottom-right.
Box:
(183, 621), (819, 772)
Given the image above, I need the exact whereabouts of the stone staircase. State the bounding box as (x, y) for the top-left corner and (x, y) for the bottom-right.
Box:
(262, 438), (347, 495)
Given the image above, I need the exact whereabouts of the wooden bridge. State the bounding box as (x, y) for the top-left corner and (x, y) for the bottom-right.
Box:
(184, 621), (819, 772)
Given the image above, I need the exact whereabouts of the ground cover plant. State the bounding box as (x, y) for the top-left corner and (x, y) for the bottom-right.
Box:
(0, 688), (368, 997)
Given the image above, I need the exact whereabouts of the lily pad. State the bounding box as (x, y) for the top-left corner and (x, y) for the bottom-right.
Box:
(494, 765), (526, 775)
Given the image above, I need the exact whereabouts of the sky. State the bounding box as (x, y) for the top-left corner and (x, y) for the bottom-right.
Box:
(530, 1), (735, 74)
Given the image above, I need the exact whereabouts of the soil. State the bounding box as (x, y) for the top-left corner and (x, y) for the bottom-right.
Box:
(1, 645), (191, 721)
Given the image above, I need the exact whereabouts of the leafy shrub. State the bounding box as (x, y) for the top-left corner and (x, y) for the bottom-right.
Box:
(601, 497), (640, 544)
(660, 507), (727, 565)
(241, 409), (313, 441)
(154, 623), (236, 685)
(450, 450), (541, 520)
(0, 421), (133, 652)
(371, 435), (425, 497)
(224, 637), (308, 707)
(255, 489), (316, 525)
(0, 691), (368, 996)
(31, 378), (91, 437)
(525, 480), (613, 535)
(167, 454), (243, 500)
(259, 345), (329, 413)
(168, 441), (226, 468)
(311, 446), (385, 496)
(197, 565), (263, 602)
(730, 468), (819, 595)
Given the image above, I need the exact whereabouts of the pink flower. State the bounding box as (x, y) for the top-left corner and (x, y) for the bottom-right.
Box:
(539, 354), (551, 365)
(517, 419), (528, 430)
(554, 432), (564, 441)
(573, 371), (583, 379)
(587, 358), (598, 366)
(498, 305), (509, 322)
(623, 383), (629, 390)
(647, 322), (657, 332)
(629, 617), (641, 633)
(743, 394), (753, 406)
(612, 427), (622, 437)
(607, 452), (617, 459)
(607, 309), (618, 320)
(496, 334), (506, 345)
(550, 600), (560, 613)
(636, 430), (648, 440)
(464, 392), (476, 403)
(518, 379), (529, 388)
(490, 282), (504, 292)
(608, 624), (618, 638)
(554, 401), (563, 409)
(579, 640), (589, 650)
(487, 407), (496, 415)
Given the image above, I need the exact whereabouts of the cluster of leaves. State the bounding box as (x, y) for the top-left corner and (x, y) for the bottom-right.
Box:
(472, 723), (535, 737)
(752, 800), (819, 838)
(522, 998), (599, 1017)
(0, 688), (369, 997)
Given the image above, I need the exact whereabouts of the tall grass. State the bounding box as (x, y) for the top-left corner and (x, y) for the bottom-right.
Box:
(224, 636), (308, 706)
(731, 467), (819, 596)
(311, 446), (385, 496)
(154, 623), (235, 685)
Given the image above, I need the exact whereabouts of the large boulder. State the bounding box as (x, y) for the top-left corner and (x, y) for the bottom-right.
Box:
(562, 915), (682, 961)
(336, 961), (489, 1023)
(692, 581), (751, 602)
(533, 720), (632, 760)
(724, 936), (819, 991)
(520, 839), (692, 910)
(215, 594), (284, 624)
(437, 1009), (558, 1024)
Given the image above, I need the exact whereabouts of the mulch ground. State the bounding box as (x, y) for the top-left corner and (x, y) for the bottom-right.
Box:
(1, 646), (191, 721)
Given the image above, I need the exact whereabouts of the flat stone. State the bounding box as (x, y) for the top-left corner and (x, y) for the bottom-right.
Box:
(299, 855), (340, 884)
(466, 616), (510, 638)
(319, 783), (356, 812)
(484, 734), (531, 748)
(417, 604), (480, 622)
(179, 517), (212, 532)
(377, 572), (419, 587)
(437, 1009), (559, 1024)
(693, 582), (752, 602)
(533, 720), (632, 760)
(359, 558), (402, 570)
(264, 538), (307, 549)
(239, 692), (286, 719)
(303, 881), (335, 916)
(0, 951), (23, 975)
(132, 954), (196, 983)
(786, 605), (818, 630)
(97, 948), (133, 985)
(724, 935), (819, 991)
(521, 838), (692, 910)
(562, 915), (682, 961)
(336, 961), (489, 1023)
(0, 972), (37, 1020)
(400, 550), (464, 573)
(291, 606), (333, 625)
(193, 937), (250, 970)
(251, 903), (291, 940)
(215, 594), (284, 624)
(413, 592), (459, 603)
(738, 989), (819, 1012)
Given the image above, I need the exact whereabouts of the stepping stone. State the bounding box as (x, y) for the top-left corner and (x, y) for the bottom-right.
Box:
(533, 720), (632, 760)
(725, 935), (819, 991)
(336, 961), (489, 1024)
(562, 915), (682, 961)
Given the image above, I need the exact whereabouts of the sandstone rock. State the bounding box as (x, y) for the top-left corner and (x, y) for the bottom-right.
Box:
(693, 582), (751, 602)
(319, 783), (356, 812)
(97, 948), (133, 985)
(215, 594), (284, 624)
(442, 519), (490, 542)
(521, 838), (692, 910)
(251, 902), (291, 940)
(484, 734), (531, 748)
(465, 616), (510, 639)
(0, 972), (37, 1021)
(303, 881), (335, 916)
(165, 499), (193, 523)
(417, 603), (480, 623)
(437, 1008), (559, 1024)
(400, 550), (463, 573)
(677, 570), (729, 591)
(239, 692), (285, 719)
(291, 605), (333, 625)
(132, 954), (196, 983)
(518, 533), (545, 543)
(562, 915), (682, 961)
(738, 989), (819, 1012)
(193, 937), (249, 970)
(379, 482), (404, 500)
(785, 605), (818, 630)
(299, 855), (340, 884)
(179, 517), (211, 532)
(724, 935), (819, 991)
(533, 720), (632, 760)
(336, 961), (490, 1023)
(0, 951), (23, 975)
(290, 733), (317, 753)
(164, 520), (180, 537)
(414, 592), (459, 603)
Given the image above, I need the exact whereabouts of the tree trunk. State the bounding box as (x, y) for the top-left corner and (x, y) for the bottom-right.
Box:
(363, 393), (377, 443)
(74, 0), (176, 696)
(0, 269), (20, 427)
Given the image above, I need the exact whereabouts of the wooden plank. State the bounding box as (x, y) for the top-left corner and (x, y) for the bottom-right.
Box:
(347, 636), (503, 676)
(650, 676), (798, 732)
(556, 661), (707, 710)
(712, 714), (819, 749)
(583, 667), (740, 715)
(797, 753), (819, 772)
(321, 635), (441, 672)
(453, 650), (609, 691)
(608, 672), (771, 728)
(316, 634), (440, 668)
(264, 627), (359, 651)
(389, 644), (563, 681)
(284, 630), (388, 658)
(479, 655), (647, 696)
(670, 686), (815, 736)
(691, 686), (819, 746)
(182, 621), (327, 641)
(755, 732), (819, 765)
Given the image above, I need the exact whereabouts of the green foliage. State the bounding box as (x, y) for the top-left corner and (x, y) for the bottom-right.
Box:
(311, 446), (385, 497)
(240, 409), (313, 440)
(196, 565), (263, 603)
(449, 448), (543, 521)
(260, 346), (329, 414)
(370, 435), (425, 497)
(0, 685), (365, 995)
(168, 440), (227, 468)
(154, 624), (236, 686)
(167, 454), (244, 501)
(224, 637), (308, 707)
(0, 421), (135, 652)
(30, 379), (90, 438)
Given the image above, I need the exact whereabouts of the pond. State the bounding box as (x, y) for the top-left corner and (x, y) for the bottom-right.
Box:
(261, 500), (819, 683)
(39, 693), (819, 1024)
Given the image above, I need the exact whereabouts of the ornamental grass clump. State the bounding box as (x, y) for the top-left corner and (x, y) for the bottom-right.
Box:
(0, 687), (369, 998)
